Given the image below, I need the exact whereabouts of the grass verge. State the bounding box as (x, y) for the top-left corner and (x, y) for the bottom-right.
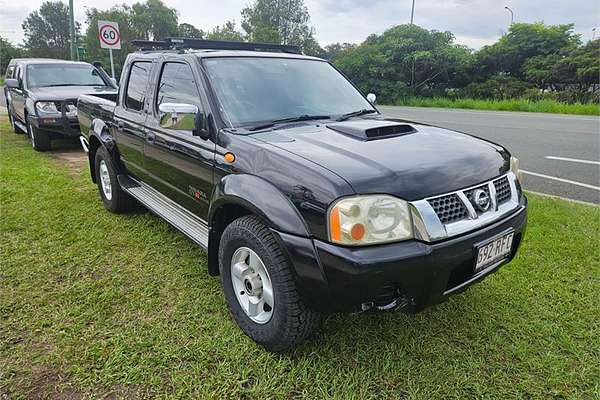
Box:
(1, 117), (599, 399)
(392, 97), (600, 116)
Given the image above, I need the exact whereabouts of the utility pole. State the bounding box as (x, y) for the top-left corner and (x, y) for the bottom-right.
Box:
(410, 0), (416, 24)
(593, 28), (597, 41)
(69, 0), (76, 60)
(504, 6), (514, 25)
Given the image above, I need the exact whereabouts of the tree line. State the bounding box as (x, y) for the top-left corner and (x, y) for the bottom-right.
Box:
(1, 0), (598, 104)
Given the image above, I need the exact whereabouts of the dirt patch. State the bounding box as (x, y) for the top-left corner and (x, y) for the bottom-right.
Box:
(47, 137), (88, 178)
(2, 365), (84, 400)
(49, 148), (87, 173)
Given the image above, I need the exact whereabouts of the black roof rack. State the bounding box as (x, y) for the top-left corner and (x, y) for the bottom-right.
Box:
(131, 37), (301, 54)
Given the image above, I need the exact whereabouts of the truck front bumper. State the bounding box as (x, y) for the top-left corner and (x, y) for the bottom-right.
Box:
(274, 197), (527, 313)
(29, 114), (80, 137)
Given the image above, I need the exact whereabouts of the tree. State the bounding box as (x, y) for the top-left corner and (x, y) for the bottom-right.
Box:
(178, 23), (204, 39)
(1, 36), (25, 73)
(334, 25), (473, 102)
(241, 0), (321, 53)
(83, 5), (135, 78)
(207, 21), (245, 41)
(475, 22), (581, 79)
(131, 0), (178, 40)
(323, 42), (357, 61)
(22, 1), (80, 59)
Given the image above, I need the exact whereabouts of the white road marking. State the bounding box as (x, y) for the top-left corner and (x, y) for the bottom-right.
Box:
(545, 156), (600, 166)
(521, 170), (600, 191)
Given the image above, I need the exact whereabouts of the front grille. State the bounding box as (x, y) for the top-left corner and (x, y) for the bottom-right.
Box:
(428, 194), (469, 224)
(494, 176), (511, 204)
(427, 174), (515, 226)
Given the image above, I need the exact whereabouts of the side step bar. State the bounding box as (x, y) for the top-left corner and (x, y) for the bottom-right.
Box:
(14, 120), (27, 133)
(118, 175), (209, 250)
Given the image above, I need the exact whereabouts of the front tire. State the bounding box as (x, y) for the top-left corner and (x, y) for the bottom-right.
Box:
(94, 146), (136, 213)
(26, 119), (51, 151)
(219, 215), (319, 352)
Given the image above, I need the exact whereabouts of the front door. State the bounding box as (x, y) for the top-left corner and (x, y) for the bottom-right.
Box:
(143, 60), (215, 220)
(11, 66), (26, 121)
(113, 60), (153, 179)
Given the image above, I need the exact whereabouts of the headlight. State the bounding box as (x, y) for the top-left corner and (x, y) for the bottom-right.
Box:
(36, 101), (59, 115)
(328, 195), (413, 246)
(510, 156), (522, 182)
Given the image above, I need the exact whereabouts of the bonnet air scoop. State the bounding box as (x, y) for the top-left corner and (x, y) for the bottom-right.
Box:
(326, 119), (417, 141)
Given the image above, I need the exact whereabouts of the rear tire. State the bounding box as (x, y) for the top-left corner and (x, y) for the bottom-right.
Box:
(219, 215), (319, 352)
(27, 119), (51, 151)
(94, 146), (136, 213)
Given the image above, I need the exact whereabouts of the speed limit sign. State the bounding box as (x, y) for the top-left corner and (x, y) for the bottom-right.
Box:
(98, 20), (121, 50)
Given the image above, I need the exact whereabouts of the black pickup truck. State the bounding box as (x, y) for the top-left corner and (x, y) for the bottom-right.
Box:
(4, 58), (117, 151)
(77, 38), (527, 351)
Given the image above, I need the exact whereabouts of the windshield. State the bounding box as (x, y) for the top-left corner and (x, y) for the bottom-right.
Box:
(203, 57), (375, 126)
(27, 64), (107, 88)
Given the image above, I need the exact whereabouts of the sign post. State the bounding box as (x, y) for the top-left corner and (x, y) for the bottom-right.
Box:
(98, 20), (121, 79)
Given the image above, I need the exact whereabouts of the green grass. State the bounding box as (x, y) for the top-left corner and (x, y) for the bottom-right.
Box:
(392, 97), (600, 116)
(1, 117), (599, 399)
(0, 76), (5, 86)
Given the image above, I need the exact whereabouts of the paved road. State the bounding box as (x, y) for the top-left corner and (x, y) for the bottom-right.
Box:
(380, 106), (600, 204)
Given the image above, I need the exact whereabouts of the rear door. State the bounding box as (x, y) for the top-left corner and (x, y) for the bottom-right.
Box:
(113, 60), (153, 179)
(143, 59), (216, 219)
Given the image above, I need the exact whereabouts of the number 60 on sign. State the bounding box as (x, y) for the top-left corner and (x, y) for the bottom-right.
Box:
(98, 20), (121, 50)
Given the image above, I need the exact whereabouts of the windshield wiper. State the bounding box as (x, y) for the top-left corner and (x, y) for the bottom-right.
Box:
(248, 114), (331, 131)
(336, 109), (377, 122)
(43, 83), (103, 87)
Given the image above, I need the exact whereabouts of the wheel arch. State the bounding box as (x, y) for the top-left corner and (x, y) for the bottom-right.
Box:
(206, 174), (311, 276)
(88, 119), (118, 183)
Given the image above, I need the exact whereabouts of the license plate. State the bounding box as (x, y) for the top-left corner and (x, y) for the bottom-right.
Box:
(474, 232), (514, 272)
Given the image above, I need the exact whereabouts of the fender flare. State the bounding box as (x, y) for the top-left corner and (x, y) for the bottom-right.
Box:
(90, 118), (114, 150)
(209, 174), (310, 237)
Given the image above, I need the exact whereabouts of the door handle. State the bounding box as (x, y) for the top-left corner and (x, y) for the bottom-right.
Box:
(146, 131), (156, 143)
(116, 121), (124, 131)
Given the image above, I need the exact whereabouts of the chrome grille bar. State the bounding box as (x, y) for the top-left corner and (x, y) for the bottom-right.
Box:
(410, 172), (520, 242)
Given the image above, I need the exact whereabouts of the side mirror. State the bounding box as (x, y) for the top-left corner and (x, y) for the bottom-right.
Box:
(367, 93), (377, 104)
(5, 78), (19, 89)
(159, 103), (210, 139)
(159, 103), (198, 131)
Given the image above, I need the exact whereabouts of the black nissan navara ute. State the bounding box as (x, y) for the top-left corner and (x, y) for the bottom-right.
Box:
(4, 58), (117, 151)
(77, 38), (528, 351)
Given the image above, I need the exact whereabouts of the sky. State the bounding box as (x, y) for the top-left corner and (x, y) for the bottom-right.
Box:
(1, 0), (599, 49)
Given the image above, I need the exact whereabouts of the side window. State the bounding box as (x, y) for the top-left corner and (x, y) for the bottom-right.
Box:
(156, 62), (202, 111)
(125, 61), (152, 111)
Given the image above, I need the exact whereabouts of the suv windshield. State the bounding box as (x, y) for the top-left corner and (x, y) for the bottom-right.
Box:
(27, 64), (107, 88)
(203, 57), (376, 126)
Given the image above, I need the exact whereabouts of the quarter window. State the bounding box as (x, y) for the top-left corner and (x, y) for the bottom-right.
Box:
(125, 62), (152, 111)
(156, 63), (202, 111)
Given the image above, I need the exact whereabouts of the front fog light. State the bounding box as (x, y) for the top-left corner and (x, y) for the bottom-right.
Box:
(328, 195), (413, 246)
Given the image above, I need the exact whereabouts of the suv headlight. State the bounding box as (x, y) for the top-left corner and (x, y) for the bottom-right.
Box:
(510, 156), (522, 182)
(328, 195), (413, 246)
(36, 101), (59, 115)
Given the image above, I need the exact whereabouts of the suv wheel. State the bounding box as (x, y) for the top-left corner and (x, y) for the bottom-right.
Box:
(94, 146), (136, 213)
(26, 119), (51, 151)
(219, 215), (319, 352)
